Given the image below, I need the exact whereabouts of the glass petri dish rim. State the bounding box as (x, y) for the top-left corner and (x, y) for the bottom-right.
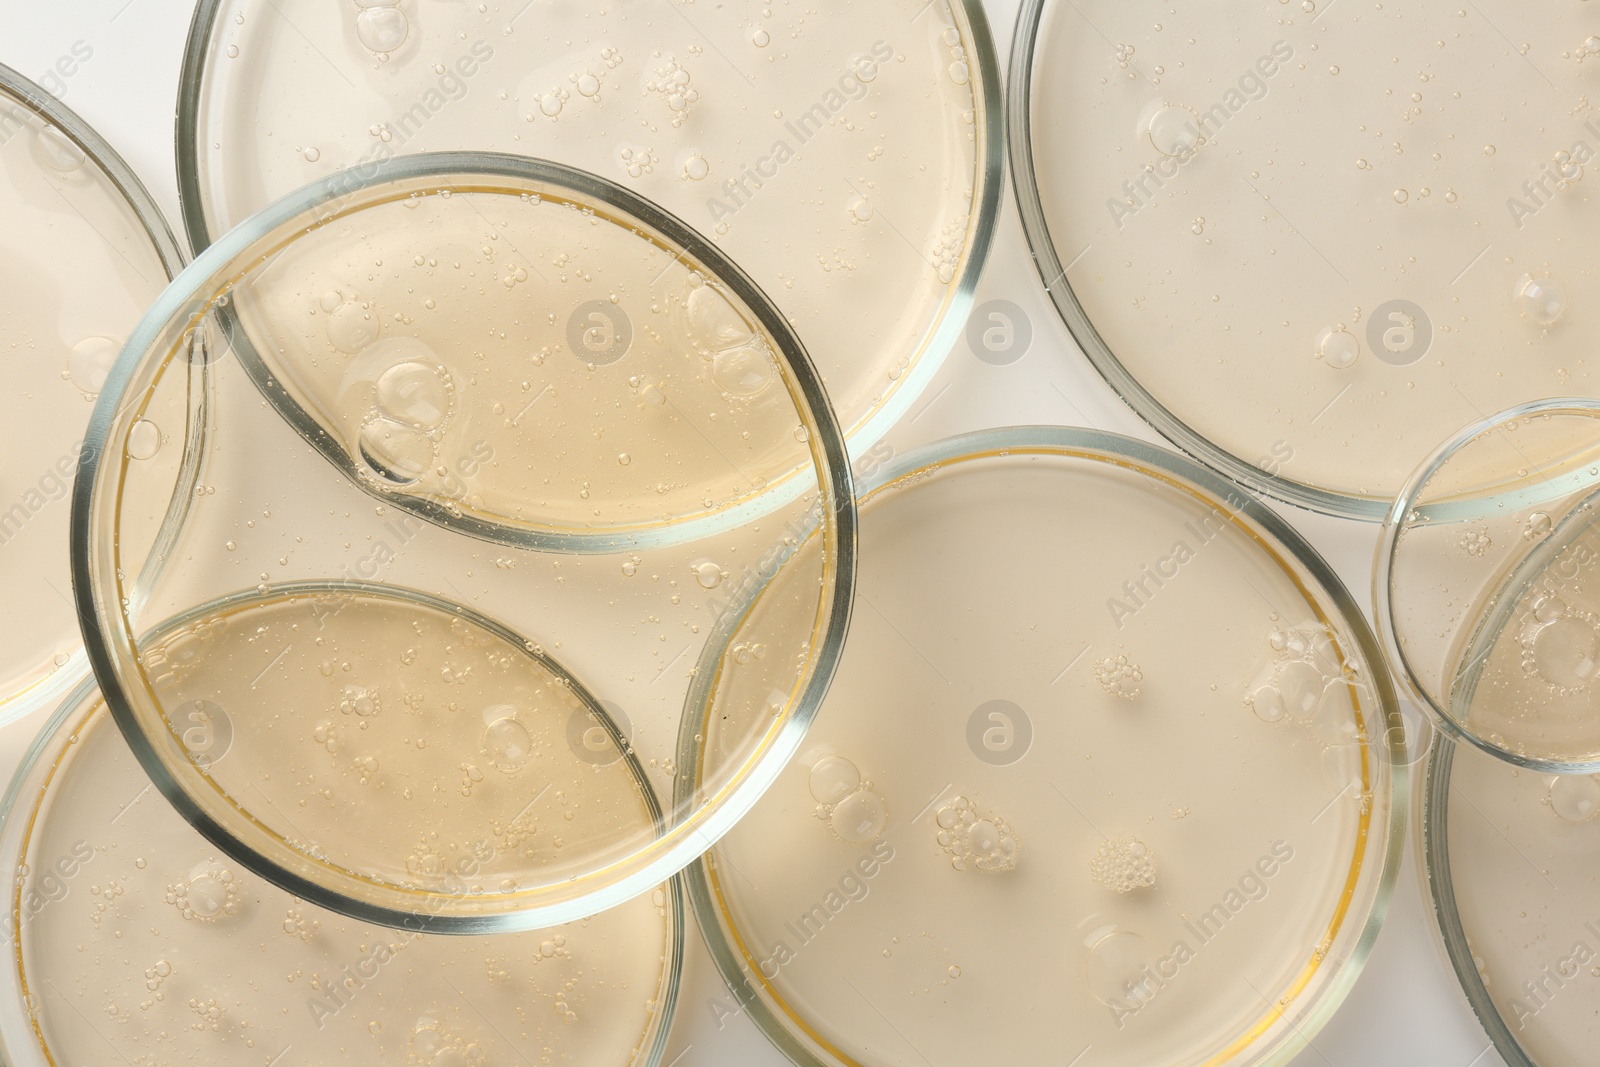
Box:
(0, 60), (203, 726)
(0, 670), (688, 1067)
(680, 424), (1409, 1067)
(1418, 739), (1539, 1067)
(1373, 396), (1600, 776)
(1006, 0), (1401, 523)
(64, 575), (698, 935)
(70, 150), (858, 932)
(170, 0), (1007, 471)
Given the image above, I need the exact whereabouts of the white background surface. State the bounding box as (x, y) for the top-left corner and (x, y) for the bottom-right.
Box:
(0, 1), (1512, 1064)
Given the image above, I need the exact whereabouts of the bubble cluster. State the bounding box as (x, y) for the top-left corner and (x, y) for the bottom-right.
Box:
(1093, 654), (1144, 700)
(340, 684), (381, 718)
(1088, 836), (1158, 893)
(645, 56), (699, 126)
(411, 1016), (489, 1065)
(934, 795), (1019, 873)
(281, 907), (319, 942)
(1246, 626), (1351, 732)
(1459, 528), (1492, 558)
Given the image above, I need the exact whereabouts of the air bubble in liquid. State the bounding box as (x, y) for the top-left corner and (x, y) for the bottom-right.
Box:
(1316, 327), (1360, 369)
(483, 715), (534, 773)
(1145, 105), (1200, 156)
(358, 418), (432, 484)
(808, 756), (861, 804)
(376, 361), (451, 429)
(1278, 661), (1324, 720)
(37, 125), (86, 171)
(127, 419), (161, 460)
(830, 788), (887, 844)
(693, 560), (723, 589)
(1550, 775), (1600, 822)
(67, 336), (120, 395)
(356, 6), (409, 52)
(1084, 929), (1160, 1010)
(1529, 615), (1600, 688)
(712, 342), (775, 397)
(686, 284), (754, 349)
(1518, 275), (1567, 325)
(327, 299), (380, 353)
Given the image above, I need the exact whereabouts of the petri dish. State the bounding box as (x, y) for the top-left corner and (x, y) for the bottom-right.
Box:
(1012, 0), (1600, 520)
(684, 427), (1404, 1067)
(177, 0), (1002, 465)
(0, 62), (198, 723)
(0, 673), (682, 1067)
(72, 154), (855, 931)
(1377, 399), (1600, 772)
(1421, 735), (1600, 1066)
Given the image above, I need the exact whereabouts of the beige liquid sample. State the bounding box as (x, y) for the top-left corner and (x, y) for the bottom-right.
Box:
(0, 74), (190, 718)
(185, 0), (993, 457)
(1427, 739), (1600, 1065)
(136, 586), (653, 901)
(0, 689), (675, 1067)
(226, 180), (819, 538)
(1021, 0), (1599, 513)
(690, 434), (1400, 1066)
